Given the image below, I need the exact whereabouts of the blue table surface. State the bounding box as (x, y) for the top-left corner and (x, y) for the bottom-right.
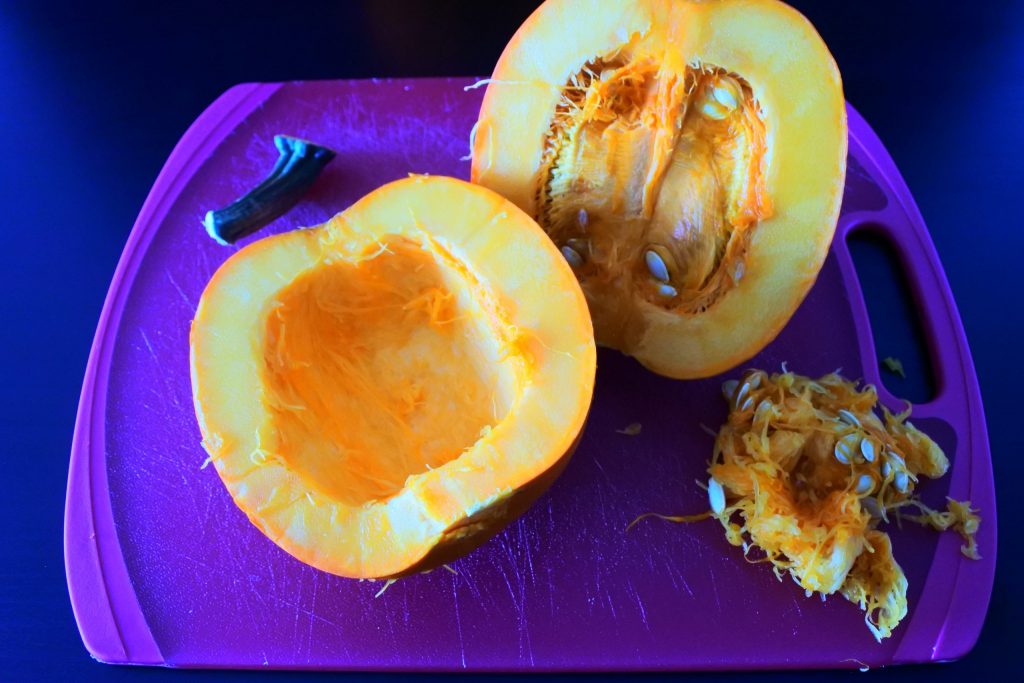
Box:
(2, 1), (1020, 680)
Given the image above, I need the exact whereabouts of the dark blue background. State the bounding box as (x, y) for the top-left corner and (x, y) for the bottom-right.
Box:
(1, 1), (1019, 680)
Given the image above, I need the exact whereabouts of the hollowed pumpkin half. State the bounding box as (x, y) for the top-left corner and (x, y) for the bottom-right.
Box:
(471, 0), (847, 378)
(190, 176), (595, 579)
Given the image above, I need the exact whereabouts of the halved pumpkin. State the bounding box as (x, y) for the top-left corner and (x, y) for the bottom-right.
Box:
(190, 176), (596, 579)
(471, 0), (847, 378)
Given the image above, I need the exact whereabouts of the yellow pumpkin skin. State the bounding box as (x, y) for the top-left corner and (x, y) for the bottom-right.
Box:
(190, 176), (596, 579)
(472, 0), (847, 379)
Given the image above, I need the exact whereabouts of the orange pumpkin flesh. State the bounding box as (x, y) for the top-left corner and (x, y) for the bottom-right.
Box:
(190, 176), (596, 579)
(472, 0), (847, 378)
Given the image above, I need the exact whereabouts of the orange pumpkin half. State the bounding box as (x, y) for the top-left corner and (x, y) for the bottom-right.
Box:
(190, 176), (596, 579)
(472, 0), (847, 378)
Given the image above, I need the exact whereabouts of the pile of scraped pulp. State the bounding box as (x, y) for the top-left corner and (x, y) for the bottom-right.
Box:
(705, 369), (980, 641)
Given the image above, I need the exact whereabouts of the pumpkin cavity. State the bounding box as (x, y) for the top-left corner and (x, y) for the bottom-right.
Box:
(260, 237), (526, 507)
(537, 48), (772, 334)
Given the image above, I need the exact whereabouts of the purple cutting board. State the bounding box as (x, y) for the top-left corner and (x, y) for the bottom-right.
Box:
(64, 78), (996, 671)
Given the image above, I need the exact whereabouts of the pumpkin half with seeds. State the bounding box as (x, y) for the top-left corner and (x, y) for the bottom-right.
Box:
(471, 0), (847, 378)
(190, 176), (596, 579)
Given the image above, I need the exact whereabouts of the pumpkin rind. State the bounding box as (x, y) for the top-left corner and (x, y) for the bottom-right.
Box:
(190, 176), (596, 579)
(472, 0), (847, 378)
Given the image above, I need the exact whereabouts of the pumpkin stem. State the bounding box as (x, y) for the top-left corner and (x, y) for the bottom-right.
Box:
(204, 135), (336, 245)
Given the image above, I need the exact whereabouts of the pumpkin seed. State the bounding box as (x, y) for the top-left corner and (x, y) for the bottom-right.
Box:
(886, 451), (906, 469)
(837, 409), (861, 428)
(699, 98), (730, 120)
(862, 496), (883, 520)
(566, 237), (589, 254)
(577, 208), (589, 230)
(734, 380), (751, 407)
(754, 399), (773, 421)
(747, 372), (762, 390)
(708, 477), (726, 514)
(894, 471), (909, 493)
(860, 437), (876, 463)
(657, 282), (678, 298)
(881, 461), (892, 478)
(739, 396), (754, 412)
(644, 249), (671, 282)
(560, 245), (583, 268)
(855, 474), (875, 495)
(713, 84), (739, 110)
(733, 261), (745, 283)
(834, 433), (860, 465)
(722, 379), (739, 401)
(712, 76), (741, 110)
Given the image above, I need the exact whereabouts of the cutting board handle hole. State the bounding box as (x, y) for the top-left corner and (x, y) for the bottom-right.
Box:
(847, 227), (937, 404)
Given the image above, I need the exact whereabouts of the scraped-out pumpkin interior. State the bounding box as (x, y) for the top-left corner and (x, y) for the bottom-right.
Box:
(259, 237), (529, 508)
(537, 44), (771, 343)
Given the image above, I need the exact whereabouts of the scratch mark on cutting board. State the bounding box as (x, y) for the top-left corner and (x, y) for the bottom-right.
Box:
(627, 578), (650, 631)
(592, 457), (618, 493)
(140, 330), (158, 362)
(607, 590), (618, 620)
(519, 521), (536, 587)
(709, 565), (722, 615)
(306, 572), (320, 663)
(243, 573), (267, 607)
(451, 572), (467, 668)
(139, 329), (182, 410)
(501, 536), (534, 665)
(458, 563), (484, 605)
(292, 571), (303, 658)
(664, 554), (695, 599)
(180, 553), (214, 571)
(230, 557), (267, 664)
(274, 597), (345, 632)
(167, 269), (193, 309)
(546, 565), (556, 619)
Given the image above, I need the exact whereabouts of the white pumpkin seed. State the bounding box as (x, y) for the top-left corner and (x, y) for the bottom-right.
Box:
(577, 208), (589, 230)
(645, 249), (671, 282)
(837, 409), (861, 428)
(734, 381), (751, 407)
(754, 399), (773, 420)
(740, 396), (754, 412)
(834, 433), (859, 465)
(699, 98), (729, 120)
(747, 372), (762, 390)
(860, 438), (876, 463)
(708, 477), (726, 514)
(881, 461), (892, 478)
(657, 282), (678, 298)
(855, 474), (875, 495)
(894, 471), (909, 493)
(712, 82), (739, 110)
(722, 379), (739, 401)
(560, 245), (583, 268)
(887, 451), (906, 469)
